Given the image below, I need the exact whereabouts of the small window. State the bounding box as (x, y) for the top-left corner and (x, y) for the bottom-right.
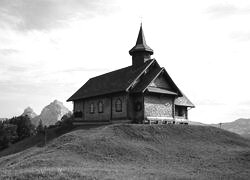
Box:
(115, 98), (122, 112)
(90, 103), (94, 114)
(98, 101), (103, 113)
(176, 106), (184, 117)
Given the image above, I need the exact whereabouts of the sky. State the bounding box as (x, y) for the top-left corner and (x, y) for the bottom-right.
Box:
(0, 0), (250, 124)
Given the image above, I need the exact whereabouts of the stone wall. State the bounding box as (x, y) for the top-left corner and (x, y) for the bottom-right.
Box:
(144, 94), (174, 118)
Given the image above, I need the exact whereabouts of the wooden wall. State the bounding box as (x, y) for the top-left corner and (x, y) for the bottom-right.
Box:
(111, 94), (128, 121)
(84, 96), (111, 121)
(73, 93), (128, 122)
(127, 94), (144, 123)
(73, 100), (84, 121)
(149, 74), (173, 90)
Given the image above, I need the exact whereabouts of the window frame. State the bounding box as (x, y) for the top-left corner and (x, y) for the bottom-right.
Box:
(115, 98), (122, 112)
(90, 103), (95, 114)
(98, 101), (104, 113)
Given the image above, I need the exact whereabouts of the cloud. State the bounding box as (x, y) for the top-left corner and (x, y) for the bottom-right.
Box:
(238, 100), (250, 106)
(195, 99), (225, 106)
(0, 48), (19, 55)
(230, 32), (250, 41)
(206, 4), (250, 17)
(0, 0), (116, 31)
(59, 67), (109, 73)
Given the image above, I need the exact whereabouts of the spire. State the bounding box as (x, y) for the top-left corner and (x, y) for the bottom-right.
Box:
(129, 24), (154, 67)
(129, 24), (154, 56)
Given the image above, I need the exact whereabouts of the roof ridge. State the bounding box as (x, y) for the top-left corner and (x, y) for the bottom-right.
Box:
(126, 59), (156, 91)
(89, 59), (155, 80)
(141, 67), (164, 92)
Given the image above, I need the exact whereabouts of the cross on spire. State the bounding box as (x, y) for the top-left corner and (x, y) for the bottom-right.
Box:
(129, 24), (154, 55)
(129, 24), (154, 67)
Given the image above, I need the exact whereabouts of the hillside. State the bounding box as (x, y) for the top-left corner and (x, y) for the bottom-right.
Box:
(0, 124), (249, 179)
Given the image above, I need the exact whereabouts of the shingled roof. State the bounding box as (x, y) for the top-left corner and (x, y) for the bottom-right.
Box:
(67, 59), (155, 101)
(175, 93), (195, 107)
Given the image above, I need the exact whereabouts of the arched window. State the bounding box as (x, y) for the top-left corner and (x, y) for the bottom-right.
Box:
(115, 98), (122, 112)
(90, 103), (94, 114)
(98, 101), (103, 113)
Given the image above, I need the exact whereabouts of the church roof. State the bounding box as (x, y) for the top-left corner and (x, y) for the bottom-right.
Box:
(67, 25), (194, 108)
(67, 60), (155, 101)
(67, 58), (194, 107)
(175, 94), (195, 107)
(129, 25), (154, 55)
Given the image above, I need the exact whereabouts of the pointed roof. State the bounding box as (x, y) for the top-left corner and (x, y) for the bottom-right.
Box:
(129, 24), (154, 55)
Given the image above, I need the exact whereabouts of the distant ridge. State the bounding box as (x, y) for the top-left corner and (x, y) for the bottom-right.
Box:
(211, 118), (250, 136)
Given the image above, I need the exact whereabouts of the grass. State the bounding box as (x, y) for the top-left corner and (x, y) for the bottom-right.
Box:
(0, 124), (250, 179)
(0, 124), (81, 158)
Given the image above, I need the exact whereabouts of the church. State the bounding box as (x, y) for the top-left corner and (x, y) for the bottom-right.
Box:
(67, 25), (195, 125)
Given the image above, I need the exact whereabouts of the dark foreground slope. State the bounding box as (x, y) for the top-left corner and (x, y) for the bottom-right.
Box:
(0, 124), (250, 180)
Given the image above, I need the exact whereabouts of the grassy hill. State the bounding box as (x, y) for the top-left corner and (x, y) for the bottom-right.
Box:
(0, 124), (250, 179)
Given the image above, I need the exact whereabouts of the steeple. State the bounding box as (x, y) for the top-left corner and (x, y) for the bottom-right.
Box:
(129, 24), (154, 67)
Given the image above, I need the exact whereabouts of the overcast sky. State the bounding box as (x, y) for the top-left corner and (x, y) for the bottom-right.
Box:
(0, 0), (250, 123)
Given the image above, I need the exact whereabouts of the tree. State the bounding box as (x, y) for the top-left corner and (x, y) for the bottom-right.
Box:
(36, 119), (45, 135)
(17, 115), (35, 140)
(3, 123), (18, 143)
(0, 122), (9, 150)
(7, 115), (35, 141)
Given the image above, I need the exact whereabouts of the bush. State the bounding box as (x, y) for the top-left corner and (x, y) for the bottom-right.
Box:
(56, 112), (74, 133)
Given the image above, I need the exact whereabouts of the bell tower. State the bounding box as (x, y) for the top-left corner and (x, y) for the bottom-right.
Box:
(129, 24), (154, 67)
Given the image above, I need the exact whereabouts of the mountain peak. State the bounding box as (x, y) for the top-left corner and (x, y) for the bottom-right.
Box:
(52, 99), (62, 105)
(21, 107), (37, 119)
(31, 100), (70, 127)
